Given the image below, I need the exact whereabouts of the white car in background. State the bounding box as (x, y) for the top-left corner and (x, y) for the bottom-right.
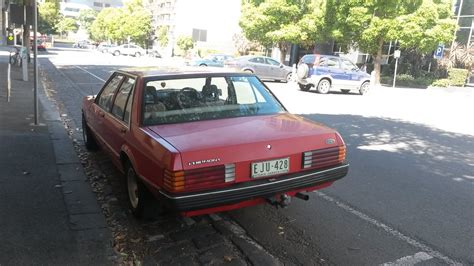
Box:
(110, 44), (146, 57)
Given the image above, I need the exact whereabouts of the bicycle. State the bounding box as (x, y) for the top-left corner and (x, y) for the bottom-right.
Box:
(9, 47), (22, 67)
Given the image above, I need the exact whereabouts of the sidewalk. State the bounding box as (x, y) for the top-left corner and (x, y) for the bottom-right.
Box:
(0, 47), (112, 264)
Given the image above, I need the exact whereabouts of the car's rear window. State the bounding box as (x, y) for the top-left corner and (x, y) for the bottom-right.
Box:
(142, 76), (285, 125)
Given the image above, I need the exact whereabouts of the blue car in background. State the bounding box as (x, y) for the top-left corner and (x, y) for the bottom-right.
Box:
(187, 54), (234, 67)
(296, 54), (371, 95)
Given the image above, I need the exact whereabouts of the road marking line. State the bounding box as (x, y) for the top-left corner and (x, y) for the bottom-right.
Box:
(381, 252), (433, 265)
(314, 191), (462, 265)
(74, 66), (106, 82)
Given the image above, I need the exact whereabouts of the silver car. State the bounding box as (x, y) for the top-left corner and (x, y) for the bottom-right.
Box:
(110, 44), (146, 57)
(224, 56), (293, 82)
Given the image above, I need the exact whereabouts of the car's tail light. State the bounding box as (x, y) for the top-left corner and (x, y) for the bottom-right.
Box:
(302, 145), (346, 169)
(163, 164), (236, 193)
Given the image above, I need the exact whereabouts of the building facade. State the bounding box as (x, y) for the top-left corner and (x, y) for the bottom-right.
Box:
(145, 0), (241, 57)
(60, 0), (123, 18)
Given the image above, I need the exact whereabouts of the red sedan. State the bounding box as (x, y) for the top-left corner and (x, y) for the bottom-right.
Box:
(82, 68), (349, 217)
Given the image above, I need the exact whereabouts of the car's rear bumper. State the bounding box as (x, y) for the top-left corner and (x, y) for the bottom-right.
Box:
(158, 163), (349, 211)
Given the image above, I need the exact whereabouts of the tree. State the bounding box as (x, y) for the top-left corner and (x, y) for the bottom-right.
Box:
(176, 36), (194, 55)
(157, 25), (169, 47)
(38, 2), (60, 34)
(326, 0), (456, 84)
(56, 17), (78, 38)
(240, 0), (319, 63)
(78, 9), (98, 34)
(232, 32), (260, 55)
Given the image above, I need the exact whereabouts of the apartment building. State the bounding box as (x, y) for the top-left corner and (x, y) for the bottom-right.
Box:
(145, 0), (241, 57)
(60, 0), (123, 18)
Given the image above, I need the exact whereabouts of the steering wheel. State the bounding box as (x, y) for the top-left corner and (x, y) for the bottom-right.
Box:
(176, 87), (199, 109)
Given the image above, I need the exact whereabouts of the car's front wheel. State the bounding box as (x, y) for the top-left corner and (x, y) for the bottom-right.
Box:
(82, 114), (98, 151)
(317, 79), (331, 94)
(126, 164), (151, 218)
(134, 52), (141, 57)
(113, 50), (120, 56)
(359, 81), (370, 95)
(285, 72), (293, 83)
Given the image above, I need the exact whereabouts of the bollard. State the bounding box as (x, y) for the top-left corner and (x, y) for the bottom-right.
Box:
(21, 47), (28, 81)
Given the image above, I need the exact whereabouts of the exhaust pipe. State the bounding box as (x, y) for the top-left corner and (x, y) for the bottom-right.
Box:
(295, 192), (309, 201)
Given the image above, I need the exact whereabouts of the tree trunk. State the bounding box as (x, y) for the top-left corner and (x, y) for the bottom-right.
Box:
(373, 38), (384, 85)
(278, 42), (289, 64)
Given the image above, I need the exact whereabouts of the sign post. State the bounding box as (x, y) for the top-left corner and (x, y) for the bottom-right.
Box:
(393, 50), (400, 88)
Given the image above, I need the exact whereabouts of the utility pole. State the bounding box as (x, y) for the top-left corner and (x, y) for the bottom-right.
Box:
(33, 0), (38, 125)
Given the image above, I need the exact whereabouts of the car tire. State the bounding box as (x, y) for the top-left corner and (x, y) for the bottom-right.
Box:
(317, 79), (331, 94)
(126, 163), (152, 218)
(82, 114), (98, 151)
(113, 50), (120, 56)
(134, 52), (141, 57)
(341, 89), (350, 94)
(199, 64), (207, 67)
(243, 69), (253, 73)
(299, 83), (311, 91)
(285, 73), (293, 83)
(297, 64), (309, 80)
(359, 81), (370, 95)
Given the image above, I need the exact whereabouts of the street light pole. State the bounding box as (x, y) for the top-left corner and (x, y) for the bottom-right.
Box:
(33, 0), (38, 125)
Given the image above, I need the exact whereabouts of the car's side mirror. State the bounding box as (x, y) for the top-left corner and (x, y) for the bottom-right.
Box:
(280, 64), (284, 68)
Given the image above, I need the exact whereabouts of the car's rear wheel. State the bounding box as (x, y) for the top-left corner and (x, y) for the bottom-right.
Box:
(126, 164), (151, 218)
(317, 79), (331, 94)
(359, 81), (370, 95)
(113, 50), (120, 56)
(199, 63), (207, 67)
(285, 73), (293, 83)
(134, 52), (141, 57)
(82, 114), (98, 151)
(243, 69), (253, 73)
(341, 89), (350, 94)
(299, 83), (311, 91)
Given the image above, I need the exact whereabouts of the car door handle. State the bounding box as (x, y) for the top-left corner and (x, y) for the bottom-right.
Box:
(98, 111), (105, 117)
(119, 127), (127, 134)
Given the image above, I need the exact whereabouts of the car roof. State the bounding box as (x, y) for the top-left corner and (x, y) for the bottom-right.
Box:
(303, 54), (339, 59)
(116, 67), (255, 78)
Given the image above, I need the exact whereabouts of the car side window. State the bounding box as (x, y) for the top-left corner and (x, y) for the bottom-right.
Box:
(249, 57), (264, 64)
(111, 77), (135, 123)
(266, 58), (280, 66)
(341, 59), (357, 71)
(326, 58), (339, 68)
(96, 74), (124, 111)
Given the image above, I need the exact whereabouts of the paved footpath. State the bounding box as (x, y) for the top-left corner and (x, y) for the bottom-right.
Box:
(0, 47), (113, 265)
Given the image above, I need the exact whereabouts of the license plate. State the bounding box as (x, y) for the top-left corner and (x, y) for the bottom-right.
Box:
(251, 158), (289, 178)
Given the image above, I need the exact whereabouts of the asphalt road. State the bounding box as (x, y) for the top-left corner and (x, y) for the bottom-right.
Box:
(40, 47), (474, 265)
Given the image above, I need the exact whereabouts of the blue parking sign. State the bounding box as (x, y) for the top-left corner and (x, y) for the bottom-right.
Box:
(434, 44), (444, 59)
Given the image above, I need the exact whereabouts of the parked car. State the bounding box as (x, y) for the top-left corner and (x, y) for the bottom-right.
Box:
(82, 68), (349, 217)
(187, 54), (233, 67)
(297, 54), (371, 95)
(30, 39), (46, 51)
(110, 44), (146, 57)
(73, 40), (91, 49)
(224, 56), (293, 82)
(97, 43), (116, 53)
(147, 49), (162, 58)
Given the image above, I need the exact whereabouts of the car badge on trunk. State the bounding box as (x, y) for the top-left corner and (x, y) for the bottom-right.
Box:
(266, 144), (272, 150)
(326, 138), (336, 145)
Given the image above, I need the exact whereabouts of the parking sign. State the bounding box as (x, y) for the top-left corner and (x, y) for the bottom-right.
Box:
(434, 44), (444, 59)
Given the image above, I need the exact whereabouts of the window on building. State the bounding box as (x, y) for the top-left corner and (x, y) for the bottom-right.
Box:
(192, 28), (207, 42)
(105, 3), (110, 7)
(93, 2), (103, 7)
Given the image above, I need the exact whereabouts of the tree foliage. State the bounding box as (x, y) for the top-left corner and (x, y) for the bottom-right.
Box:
(38, 2), (60, 34)
(326, 0), (456, 83)
(56, 17), (78, 37)
(156, 26), (169, 47)
(240, 0), (324, 62)
(78, 9), (98, 34)
(176, 36), (194, 54)
(90, 0), (152, 45)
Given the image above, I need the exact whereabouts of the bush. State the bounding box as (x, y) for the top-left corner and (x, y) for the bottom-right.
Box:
(382, 74), (434, 88)
(431, 79), (450, 87)
(447, 68), (468, 86)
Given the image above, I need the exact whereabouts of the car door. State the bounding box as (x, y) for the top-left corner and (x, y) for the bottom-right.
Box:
(104, 76), (136, 162)
(326, 57), (344, 87)
(340, 58), (358, 89)
(89, 74), (125, 151)
(248, 57), (268, 78)
(265, 57), (286, 80)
